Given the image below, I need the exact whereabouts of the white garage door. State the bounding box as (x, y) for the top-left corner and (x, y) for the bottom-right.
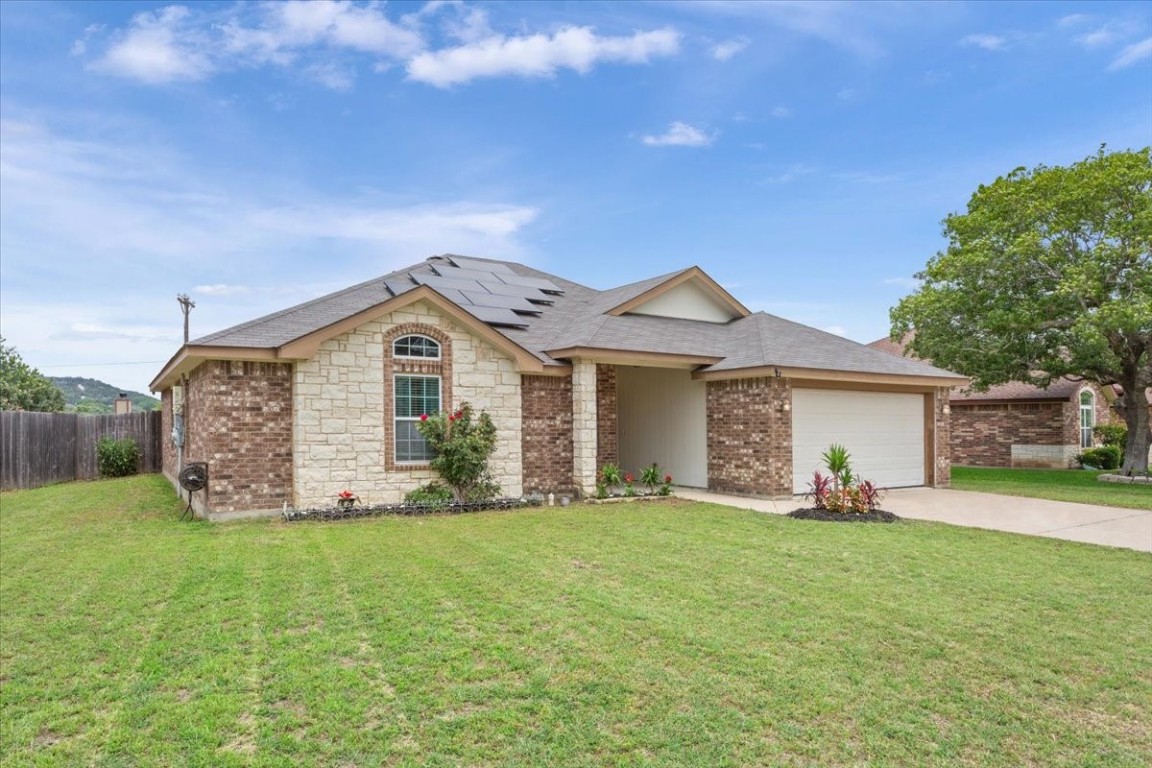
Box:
(792, 389), (925, 494)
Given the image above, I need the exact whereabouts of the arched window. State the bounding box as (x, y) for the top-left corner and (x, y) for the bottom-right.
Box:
(1080, 390), (1095, 448)
(393, 335), (441, 360)
(384, 327), (451, 467)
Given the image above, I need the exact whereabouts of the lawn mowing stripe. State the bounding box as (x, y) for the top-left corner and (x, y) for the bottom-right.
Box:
(4, 478), (1151, 767)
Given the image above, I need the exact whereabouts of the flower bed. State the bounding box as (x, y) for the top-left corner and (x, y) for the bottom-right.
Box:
(283, 497), (531, 523)
(788, 507), (900, 523)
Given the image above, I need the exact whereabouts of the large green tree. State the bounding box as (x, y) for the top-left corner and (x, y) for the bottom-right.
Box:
(0, 337), (66, 412)
(891, 147), (1151, 474)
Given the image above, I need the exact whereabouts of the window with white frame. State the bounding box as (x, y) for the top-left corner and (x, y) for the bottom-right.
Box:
(394, 374), (441, 462)
(1080, 390), (1095, 448)
(393, 334), (441, 360)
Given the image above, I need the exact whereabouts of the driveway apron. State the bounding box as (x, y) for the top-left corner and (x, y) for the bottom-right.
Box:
(675, 487), (1152, 553)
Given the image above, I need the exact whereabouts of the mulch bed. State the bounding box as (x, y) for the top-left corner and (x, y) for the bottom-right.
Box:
(788, 508), (901, 523)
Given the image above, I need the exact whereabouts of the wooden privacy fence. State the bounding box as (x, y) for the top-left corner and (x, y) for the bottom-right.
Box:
(0, 411), (163, 491)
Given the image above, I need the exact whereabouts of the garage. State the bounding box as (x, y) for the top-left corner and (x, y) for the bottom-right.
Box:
(791, 388), (926, 493)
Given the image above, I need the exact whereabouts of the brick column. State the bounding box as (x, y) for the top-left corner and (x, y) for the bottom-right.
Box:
(572, 359), (598, 496)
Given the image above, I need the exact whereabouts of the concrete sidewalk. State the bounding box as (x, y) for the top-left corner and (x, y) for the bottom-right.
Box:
(675, 487), (1152, 553)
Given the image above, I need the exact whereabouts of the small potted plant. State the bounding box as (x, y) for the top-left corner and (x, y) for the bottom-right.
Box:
(336, 490), (359, 510)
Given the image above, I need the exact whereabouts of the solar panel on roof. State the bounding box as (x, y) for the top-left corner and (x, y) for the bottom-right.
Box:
(460, 290), (539, 311)
(447, 255), (515, 274)
(430, 265), (511, 283)
(477, 281), (553, 301)
(494, 273), (563, 293)
(464, 305), (530, 328)
(427, 287), (471, 305)
(384, 278), (417, 296)
(413, 274), (487, 292)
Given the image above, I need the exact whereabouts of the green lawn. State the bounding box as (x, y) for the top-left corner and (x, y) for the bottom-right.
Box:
(952, 466), (1152, 510)
(2, 476), (1150, 767)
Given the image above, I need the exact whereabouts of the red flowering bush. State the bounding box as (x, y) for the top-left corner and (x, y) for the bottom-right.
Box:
(415, 402), (499, 502)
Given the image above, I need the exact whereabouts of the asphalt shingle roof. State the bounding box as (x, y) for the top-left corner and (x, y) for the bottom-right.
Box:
(191, 255), (964, 380)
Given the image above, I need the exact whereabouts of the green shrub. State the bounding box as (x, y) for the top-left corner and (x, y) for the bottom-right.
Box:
(96, 437), (140, 478)
(1076, 446), (1121, 470)
(1092, 424), (1126, 449)
(416, 402), (500, 502)
(403, 482), (454, 507)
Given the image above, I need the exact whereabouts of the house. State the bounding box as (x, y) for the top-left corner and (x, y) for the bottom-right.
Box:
(151, 255), (965, 519)
(868, 336), (1122, 468)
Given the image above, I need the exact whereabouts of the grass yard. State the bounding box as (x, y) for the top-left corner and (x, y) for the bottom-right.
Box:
(952, 466), (1152, 510)
(2, 476), (1151, 767)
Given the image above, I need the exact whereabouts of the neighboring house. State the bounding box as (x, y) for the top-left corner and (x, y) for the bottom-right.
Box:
(152, 255), (965, 519)
(869, 336), (1122, 468)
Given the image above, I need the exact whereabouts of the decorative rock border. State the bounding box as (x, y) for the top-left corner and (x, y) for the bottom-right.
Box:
(283, 497), (533, 522)
(1097, 473), (1151, 485)
(585, 494), (674, 505)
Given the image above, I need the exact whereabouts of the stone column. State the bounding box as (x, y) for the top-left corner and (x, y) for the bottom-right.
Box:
(571, 359), (598, 496)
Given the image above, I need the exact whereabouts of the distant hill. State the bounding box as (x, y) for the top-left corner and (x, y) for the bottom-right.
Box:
(50, 377), (160, 414)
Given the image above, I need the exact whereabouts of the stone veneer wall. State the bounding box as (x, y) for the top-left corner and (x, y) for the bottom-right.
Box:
(293, 300), (523, 507)
(520, 375), (574, 495)
(184, 361), (294, 513)
(571, 360), (598, 494)
(596, 364), (618, 470)
(706, 377), (792, 496)
(933, 387), (951, 487)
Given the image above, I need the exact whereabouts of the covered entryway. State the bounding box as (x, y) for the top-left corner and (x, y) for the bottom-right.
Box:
(616, 366), (707, 487)
(791, 388), (926, 493)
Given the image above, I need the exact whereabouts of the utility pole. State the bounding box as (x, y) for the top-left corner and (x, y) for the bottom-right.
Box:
(177, 293), (195, 344)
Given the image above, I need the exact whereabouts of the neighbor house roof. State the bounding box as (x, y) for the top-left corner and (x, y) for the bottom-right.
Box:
(867, 336), (1096, 402)
(152, 256), (966, 390)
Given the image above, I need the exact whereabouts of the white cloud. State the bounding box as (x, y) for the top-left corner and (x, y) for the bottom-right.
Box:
(1109, 37), (1152, 70)
(770, 106), (793, 118)
(194, 284), (251, 296)
(92, 6), (215, 84)
(640, 121), (715, 147)
(1058, 14), (1090, 28)
(821, 325), (847, 337)
(762, 164), (816, 184)
(1074, 20), (1143, 50)
(82, 4), (680, 90)
(711, 37), (749, 61)
(960, 33), (1008, 52)
(249, 202), (539, 244)
(221, 0), (425, 63)
(0, 118), (543, 392)
(406, 26), (680, 87)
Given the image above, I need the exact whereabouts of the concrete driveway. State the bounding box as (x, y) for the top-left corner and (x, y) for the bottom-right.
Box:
(675, 487), (1152, 553)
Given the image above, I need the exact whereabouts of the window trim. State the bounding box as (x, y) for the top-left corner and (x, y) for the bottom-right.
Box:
(1079, 390), (1095, 449)
(393, 334), (442, 361)
(393, 373), (442, 465)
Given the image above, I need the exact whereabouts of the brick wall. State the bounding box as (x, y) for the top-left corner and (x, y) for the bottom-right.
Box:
(184, 361), (294, 513)
(706, 377), (792, 496)
(521, 375), (574, 495)
(951, 401), (1070, 467)
(596, 364), (618, 470)
(934, 387), (951, 487)
(160, 388), (176, 480)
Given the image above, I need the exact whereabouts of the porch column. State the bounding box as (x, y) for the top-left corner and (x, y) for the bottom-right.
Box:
(571, 358), (598, 495)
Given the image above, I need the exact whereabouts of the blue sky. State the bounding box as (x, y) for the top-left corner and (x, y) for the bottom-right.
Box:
(2, 0), (1149, 395)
